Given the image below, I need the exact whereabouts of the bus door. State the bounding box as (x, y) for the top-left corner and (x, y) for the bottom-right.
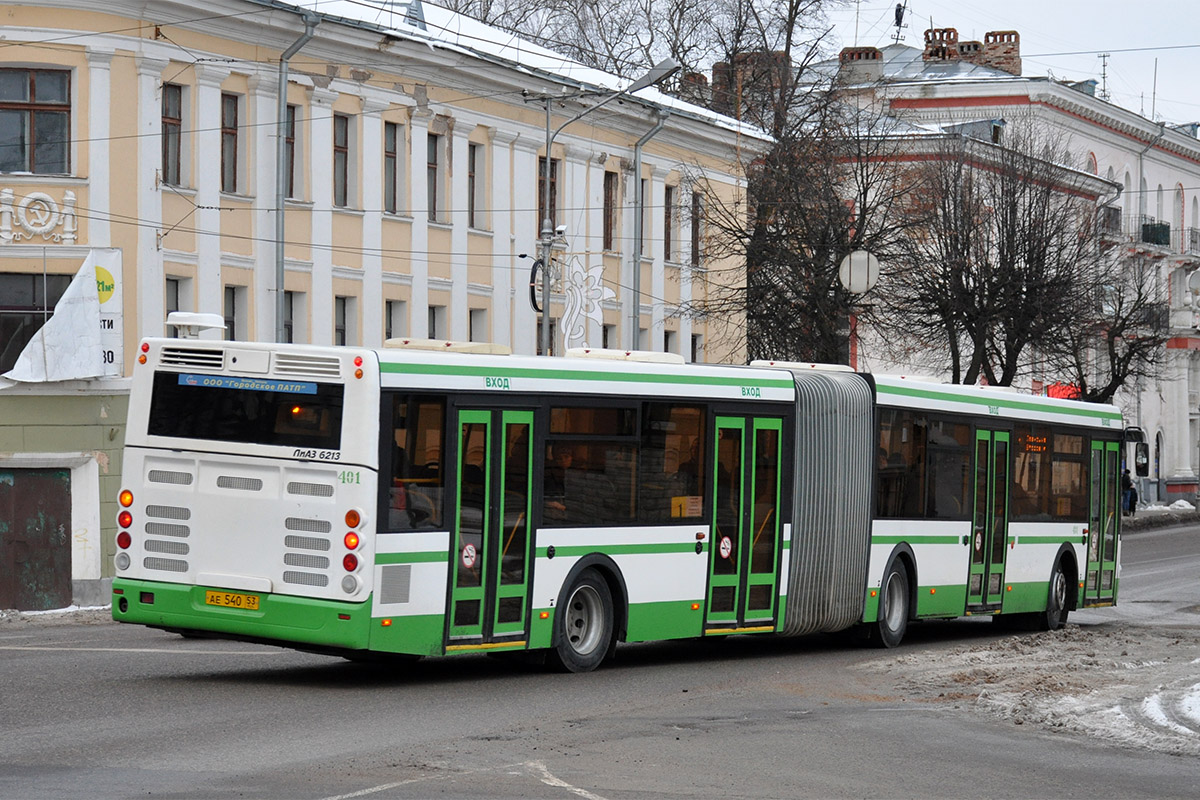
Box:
(967, 429), (1010, 610)
(706, 416), (783, 631)
(1085, 440), (1120, 605)
(448, 409), (535, 644)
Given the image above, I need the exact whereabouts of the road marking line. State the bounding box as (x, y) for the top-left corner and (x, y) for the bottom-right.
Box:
(318, 775), (438, 800)
(527, 761), (609, 800)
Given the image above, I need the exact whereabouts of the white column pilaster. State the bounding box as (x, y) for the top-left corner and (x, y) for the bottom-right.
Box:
(86, 47), (114, 248)
(408, 109), (431, 337)
(193, 64), (230, 328)
(511, 135), (540, 354)
(449, 118), (469, 340)
(648, 164), (667, 352)
(135, 55), (169, 339)
(489, 129), (517, 351)
(360, 95), (389, 346)
(585, 150), (607, 347)
(309, 86), (337, 344)
(248, 73), (276, 342)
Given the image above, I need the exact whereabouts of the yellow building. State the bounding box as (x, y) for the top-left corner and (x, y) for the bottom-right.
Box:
(0, 0), (764, 608)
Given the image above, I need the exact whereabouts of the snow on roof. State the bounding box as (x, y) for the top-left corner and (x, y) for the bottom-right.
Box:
(267, 0), (769, 141)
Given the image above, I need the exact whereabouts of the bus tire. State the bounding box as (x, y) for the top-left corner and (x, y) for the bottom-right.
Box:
(549, 569), (614, 673)
(872, 559), (910, 648)
(1039, 559), (1070, 632)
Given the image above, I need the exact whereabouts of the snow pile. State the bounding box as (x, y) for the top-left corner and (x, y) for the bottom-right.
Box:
(864, 624), (1200, 756)
(1169, 500), (1196, 511)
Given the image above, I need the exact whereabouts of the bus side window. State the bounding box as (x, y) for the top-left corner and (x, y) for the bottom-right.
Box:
(387, 396), (446, 531)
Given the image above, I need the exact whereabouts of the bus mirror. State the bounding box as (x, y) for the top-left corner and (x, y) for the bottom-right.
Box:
(1134, 442), (1150, 477)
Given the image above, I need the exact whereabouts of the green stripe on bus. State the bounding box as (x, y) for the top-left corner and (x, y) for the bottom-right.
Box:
(877, 383), (1121, 422)
(375, 551), (448, 565)
(872, 535), (962, 545)
(380, 361), (794, 391)
(536, 542), (706, 558)
(1016, 535), (1087, 546)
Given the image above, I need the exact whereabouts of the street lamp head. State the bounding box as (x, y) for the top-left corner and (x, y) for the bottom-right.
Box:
(626, 58), (681, 94)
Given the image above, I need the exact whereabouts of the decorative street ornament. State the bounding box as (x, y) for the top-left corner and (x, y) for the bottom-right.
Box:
(561, 255), (616, 349)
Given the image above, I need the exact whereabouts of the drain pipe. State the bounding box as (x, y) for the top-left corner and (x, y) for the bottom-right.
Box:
(629, 111), (669, 350)
(274, 10), (319, 343)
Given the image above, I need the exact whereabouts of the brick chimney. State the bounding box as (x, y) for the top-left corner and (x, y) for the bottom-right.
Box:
(923, 27), (959, 61)
(839, 46), (883, 84)
(981, 31), (1021, 76)
(957, 39), (984, 64)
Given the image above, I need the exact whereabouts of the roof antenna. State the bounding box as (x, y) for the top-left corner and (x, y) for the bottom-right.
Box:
(1097, 53), (1110, 101)
(892, 1), (909, 44)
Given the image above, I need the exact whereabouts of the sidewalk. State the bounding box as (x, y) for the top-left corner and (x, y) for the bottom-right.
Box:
(1122, 503), (1200, 533)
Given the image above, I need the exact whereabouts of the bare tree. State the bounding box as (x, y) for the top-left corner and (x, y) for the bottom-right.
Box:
(885, 126), (1112, 386)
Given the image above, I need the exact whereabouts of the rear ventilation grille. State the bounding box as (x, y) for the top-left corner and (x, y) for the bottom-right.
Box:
(144, 557), (188, 573)
(287, 481), (334, 497)
(285, 517), (332, 533)
(148, 470), (193, 486)
(379, 564), (412, 604)
(145, 539), (190, 555)
(217, 476), (263, 491)
(146, 505), (191, 520)
(160, 347), (224, 369)
(284, 553), (330, 569)
(145, 522), (189, 538)
(283, 571), (329, 587)
(274, 353), (341, 378)
(284, 535), (331, 551)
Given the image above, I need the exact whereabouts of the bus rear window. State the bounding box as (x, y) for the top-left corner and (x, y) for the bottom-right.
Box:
(147, 372), (344, 450)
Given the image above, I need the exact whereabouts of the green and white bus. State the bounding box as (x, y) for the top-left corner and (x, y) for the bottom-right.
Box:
(112, 338), (1125, 671)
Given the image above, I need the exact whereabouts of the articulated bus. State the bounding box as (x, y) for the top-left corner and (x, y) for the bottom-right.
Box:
(112, 338), (1125, 671)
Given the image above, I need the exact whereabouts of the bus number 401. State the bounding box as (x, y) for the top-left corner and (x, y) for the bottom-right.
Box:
(338, 470), (361, 484)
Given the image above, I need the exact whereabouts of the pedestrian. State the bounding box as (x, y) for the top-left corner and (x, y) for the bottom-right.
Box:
(1121, 469), (1134, 516)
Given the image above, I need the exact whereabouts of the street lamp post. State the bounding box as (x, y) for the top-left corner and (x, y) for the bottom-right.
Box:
(536, 58), (679, 356)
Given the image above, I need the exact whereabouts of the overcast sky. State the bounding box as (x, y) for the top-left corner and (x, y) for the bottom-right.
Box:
(827, 0), (1199, 126)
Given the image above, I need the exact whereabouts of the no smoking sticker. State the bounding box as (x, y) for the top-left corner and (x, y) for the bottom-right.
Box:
(719, 536), (733, 559)
(461, 543), (477, 569)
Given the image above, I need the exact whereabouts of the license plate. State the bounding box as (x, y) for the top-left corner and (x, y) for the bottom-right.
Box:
(204, 590), (260, 610)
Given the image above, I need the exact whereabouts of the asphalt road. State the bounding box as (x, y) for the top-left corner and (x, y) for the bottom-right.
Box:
(2, 526), (1199, 799)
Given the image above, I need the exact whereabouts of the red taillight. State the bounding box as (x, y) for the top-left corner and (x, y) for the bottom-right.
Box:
(141, 342), (149, 353)
(118, 511), (132, 528)
(353, 356), (363, 367)
(345, 509), (361, 528)
(344, 532), (360, 549)
(118, 489), (133, 507)
(343, 553), (358, 571)
(116, 531), (131, 549)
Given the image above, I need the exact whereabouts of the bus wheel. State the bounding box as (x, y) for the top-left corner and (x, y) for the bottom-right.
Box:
(872, 560), (909, 648)
(1039, 560), (1069, 631)
(550, 569), (614, 673)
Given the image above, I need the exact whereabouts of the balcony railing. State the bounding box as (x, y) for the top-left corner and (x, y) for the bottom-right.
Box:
(1140, 216), (1171, 247)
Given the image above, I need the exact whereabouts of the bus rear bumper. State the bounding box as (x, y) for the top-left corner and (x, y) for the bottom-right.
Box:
(112, 578), (371, 651)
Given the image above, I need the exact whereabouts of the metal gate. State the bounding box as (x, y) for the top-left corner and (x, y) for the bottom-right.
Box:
(0, 468), (72, 610)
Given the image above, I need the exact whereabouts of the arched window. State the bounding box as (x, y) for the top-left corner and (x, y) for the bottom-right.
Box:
(1087, 152), (1098, 174)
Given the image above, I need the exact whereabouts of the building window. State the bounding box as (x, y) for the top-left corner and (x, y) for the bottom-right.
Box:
(602, 324), (616, 349)
(0, 272), (71, 372)
(428, 304), (446, 339)
(282, 290), (295, 343)
(690, 334), (703, 363)
(385, 299), (407, 340)
(427, 133), (440, 222)
(165, 277), (180, 337)
(690, 192), (704, 268)
(384, 121), (399, 214)
(603, 171), (618, 250)
(220, 93), (238, 193)
(333, 113), (350, 207)
(223, 285), (244, 341)
(664, 185), (676, 262)
(284, 104), (297, 199)
(467, 142), (480, 228)
(0, 68), (70, 174)
(161, 84), (182, 186)
(537, 320), (558, 356)
(664, 329), (677, 354)
(638, 179), (647, 252)
(335, 296), (347, 345)
(537, 157), (559, 233)
(469, 308), (487, 342)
